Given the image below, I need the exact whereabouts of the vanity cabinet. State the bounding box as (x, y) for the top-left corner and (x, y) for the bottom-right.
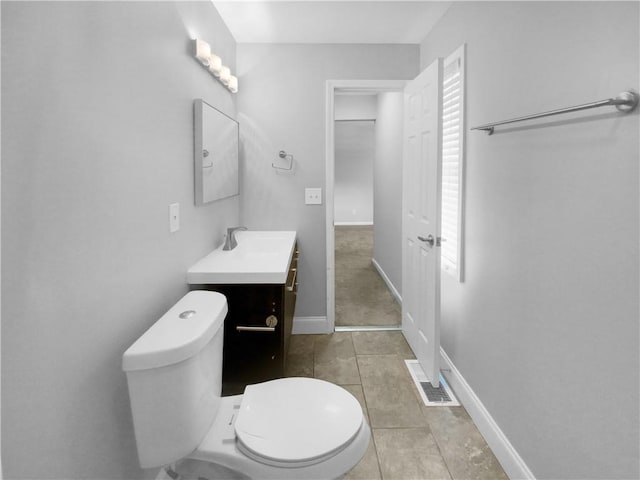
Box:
(190, 243), (299, 395)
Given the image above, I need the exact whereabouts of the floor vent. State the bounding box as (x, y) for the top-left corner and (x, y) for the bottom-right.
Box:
(421, 381), (452, 403)
(405, 359), (460, 407)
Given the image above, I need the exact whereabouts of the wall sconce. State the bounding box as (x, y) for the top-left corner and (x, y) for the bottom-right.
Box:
(193, 39), (238, 93)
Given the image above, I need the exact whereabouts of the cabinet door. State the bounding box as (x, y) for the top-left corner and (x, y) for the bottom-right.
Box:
(222, 284), (284, 394)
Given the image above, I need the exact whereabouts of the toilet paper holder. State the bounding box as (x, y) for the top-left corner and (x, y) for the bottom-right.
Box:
(272, 150), (294, 171)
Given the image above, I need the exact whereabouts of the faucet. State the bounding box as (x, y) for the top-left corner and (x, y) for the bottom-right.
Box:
(223, 226), (247, 250)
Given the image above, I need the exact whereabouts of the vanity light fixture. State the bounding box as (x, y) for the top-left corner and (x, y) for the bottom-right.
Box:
(219, 66), (231, 86)
(228, 76), (238, 94)
(193, 39), (238, 93)
(194, 39), (212, 65)
(208, 54), (222, 77)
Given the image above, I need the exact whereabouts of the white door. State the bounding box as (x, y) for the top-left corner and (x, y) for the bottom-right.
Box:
(402, 59), (443, 387)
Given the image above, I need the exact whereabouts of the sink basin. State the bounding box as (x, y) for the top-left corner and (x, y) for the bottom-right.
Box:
(187, 231), (297, 284)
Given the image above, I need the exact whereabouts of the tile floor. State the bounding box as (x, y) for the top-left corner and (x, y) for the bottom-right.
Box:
(335, 225), (401, 327)
(286, 330), (509, 480)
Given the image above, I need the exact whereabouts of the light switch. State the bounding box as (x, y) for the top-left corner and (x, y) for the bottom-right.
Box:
(305, 188), (322, 205)
(169, 203), (180, 232)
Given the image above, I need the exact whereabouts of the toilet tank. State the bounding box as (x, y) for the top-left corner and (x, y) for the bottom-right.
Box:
(122, 291), (227, 468)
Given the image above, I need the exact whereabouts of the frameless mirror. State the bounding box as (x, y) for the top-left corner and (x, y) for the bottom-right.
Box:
(194, 99), (239, 205)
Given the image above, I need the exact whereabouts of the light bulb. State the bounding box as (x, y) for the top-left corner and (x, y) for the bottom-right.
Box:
(220, 66), (231, 85)
(194, 39), (211, 66)
(228, 75), (238, 93)
(208, 54), (222, 76)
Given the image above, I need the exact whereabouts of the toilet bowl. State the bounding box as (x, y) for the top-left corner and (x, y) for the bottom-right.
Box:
(122, 291), (370, 480)
(181, 378), (371, 480)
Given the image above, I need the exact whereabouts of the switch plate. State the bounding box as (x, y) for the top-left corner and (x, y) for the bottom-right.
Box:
(305, 187), (322, 205)
(169, 203), (180, 232)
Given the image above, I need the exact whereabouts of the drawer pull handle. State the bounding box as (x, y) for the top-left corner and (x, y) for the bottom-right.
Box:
(287, 268), (298, 292)
(236, 326), (275, 332)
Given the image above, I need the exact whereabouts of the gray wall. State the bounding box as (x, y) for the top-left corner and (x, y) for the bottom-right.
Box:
(237, 44), (419, 317)
(1, 2), (238, 478)
(373, 92), (404, 296)
(334, 121), (375, 225)
(334, 95), (377, 225)
(421, 2), (639, 478)
(334, 94), (377, 121)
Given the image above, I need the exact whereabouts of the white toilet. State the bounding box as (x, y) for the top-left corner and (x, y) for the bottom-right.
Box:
(122, 290), (370, 480)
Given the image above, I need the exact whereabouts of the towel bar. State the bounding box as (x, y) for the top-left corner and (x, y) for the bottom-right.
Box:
(471, 90), (638, 135)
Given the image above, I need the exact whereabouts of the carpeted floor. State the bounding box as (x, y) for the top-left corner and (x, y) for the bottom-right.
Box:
(335, 225), (401, 327)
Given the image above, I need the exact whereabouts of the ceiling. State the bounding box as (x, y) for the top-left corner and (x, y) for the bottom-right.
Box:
(212, 1), (452, 44)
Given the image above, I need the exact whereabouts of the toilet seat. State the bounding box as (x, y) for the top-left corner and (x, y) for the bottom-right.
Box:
(186, 380), (371, 480)
(234, 377), (364, 468)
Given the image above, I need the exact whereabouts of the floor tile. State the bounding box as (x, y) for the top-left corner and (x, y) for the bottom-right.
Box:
(315, 356), (361, 385)
(285, 330), (508, 480)
(363, 382), (428, 429)
(344, 435), (382, 480)
(314, 332), (355, 362)
(314, 333), (360, 384)
(422, 406), (508, 480)
(352, 330), (415, 357)
(374, 428), (452, 480)
(340, 384), (370, 424)
(335, 226), (401, 327)
(284, 353), (313, 377)
(288, 334), (315, 356)
(357, 354), (414, 388)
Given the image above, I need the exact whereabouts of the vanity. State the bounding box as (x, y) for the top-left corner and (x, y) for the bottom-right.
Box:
(187, 231), (298, 395)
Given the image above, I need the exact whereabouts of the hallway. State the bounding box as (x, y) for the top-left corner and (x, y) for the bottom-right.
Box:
(335, 226), (401, 327)
(286, 331), (508, 480)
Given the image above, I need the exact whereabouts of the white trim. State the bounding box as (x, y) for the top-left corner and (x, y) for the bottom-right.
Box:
(326, 81), (336, 332)
(440, 348), (536, 480)
(326, 79), (407, 334)
(371, 258), (402, 305)
(292, 316), (330, 335)
(0, 1), (3, 474)
(440, 43), (466, 282)
(335, 325), (401, 332)
(334, 221), (374, 226)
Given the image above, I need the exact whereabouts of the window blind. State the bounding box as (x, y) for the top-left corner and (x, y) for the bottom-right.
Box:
(441, 54), (463, 278)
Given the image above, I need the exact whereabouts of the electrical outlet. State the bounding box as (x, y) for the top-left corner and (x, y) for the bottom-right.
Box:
(169, 203), (180, 232)
(305, 188), (322, 205)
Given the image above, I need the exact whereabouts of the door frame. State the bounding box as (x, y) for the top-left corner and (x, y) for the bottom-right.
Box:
(325, 79), (407, 332)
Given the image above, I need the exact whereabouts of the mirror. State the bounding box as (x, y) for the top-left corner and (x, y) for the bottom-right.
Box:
(194, 99), (239, 205)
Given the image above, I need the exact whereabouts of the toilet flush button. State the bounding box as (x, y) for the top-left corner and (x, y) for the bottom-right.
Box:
(179, 310), (196, 319)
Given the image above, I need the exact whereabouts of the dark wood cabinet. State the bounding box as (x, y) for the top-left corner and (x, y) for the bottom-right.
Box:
(190, 243), (298, 395)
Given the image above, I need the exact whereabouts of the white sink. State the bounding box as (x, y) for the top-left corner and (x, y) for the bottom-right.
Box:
(187, 231), (297, 284)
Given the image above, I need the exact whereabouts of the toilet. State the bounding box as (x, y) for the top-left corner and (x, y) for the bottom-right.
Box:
(122, 290), (370, 480)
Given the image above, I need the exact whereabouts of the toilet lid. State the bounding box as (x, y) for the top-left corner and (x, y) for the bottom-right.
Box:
(235, 377), (364, 467)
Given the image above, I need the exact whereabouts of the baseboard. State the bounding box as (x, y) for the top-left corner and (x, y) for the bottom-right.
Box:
(293, 316), (330, 334)
(334, 221), (374, 226)
(371, 258), (402, 305)
(439, 348), (535, 480)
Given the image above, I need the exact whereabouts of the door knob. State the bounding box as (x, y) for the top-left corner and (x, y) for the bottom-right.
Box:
(418, 234), (435, 247)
